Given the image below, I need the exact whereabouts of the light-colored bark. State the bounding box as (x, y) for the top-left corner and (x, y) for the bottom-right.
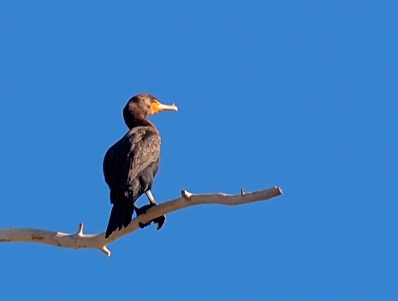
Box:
(0, 186), (282, 256)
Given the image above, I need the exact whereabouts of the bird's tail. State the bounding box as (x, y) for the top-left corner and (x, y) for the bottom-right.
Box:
(105, 203), (134, 238)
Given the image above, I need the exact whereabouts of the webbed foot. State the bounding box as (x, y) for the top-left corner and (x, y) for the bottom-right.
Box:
(134, 204), (166, 230)
(153, 214), (166, 230)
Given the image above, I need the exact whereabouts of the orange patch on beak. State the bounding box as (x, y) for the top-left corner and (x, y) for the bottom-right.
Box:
(151, 101), (178, 114)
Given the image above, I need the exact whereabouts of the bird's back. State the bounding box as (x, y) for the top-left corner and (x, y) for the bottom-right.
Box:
(103, 132), (132, 192)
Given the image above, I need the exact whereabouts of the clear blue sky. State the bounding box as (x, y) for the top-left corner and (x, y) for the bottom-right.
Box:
(0, 1), (397, 300)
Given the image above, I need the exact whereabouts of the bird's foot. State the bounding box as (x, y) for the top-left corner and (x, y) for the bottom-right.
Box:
(135, 204), (152, 228)
(134, 204), (166, 230)
(153, 214), (166, 230)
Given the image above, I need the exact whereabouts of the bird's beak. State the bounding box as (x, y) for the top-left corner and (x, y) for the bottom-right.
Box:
(152, 101), (178, 114)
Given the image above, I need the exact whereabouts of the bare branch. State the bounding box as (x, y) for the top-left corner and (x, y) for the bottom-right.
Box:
(0, 186), (282, 256)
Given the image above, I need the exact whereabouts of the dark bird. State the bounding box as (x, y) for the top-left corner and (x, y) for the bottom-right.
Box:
(103, 93), (178, 238)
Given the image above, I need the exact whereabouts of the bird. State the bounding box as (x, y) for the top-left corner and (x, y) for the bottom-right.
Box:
(103, 93), (178, 238)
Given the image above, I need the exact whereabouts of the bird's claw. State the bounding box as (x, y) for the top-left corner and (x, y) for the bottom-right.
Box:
(153, 215), (166, 230)
(138, 222), (150, 229)
(135, 204), (166, 230)
(135, 204), (153, 216)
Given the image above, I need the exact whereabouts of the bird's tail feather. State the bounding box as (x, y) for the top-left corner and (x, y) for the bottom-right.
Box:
(105, 203), (133, 238)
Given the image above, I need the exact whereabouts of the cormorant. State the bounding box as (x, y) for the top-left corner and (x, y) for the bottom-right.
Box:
(103, 93), (178, 238)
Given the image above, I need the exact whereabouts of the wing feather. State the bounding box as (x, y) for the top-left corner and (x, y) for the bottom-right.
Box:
(126, 127), (160, 185)
(103, 126), (160, 192)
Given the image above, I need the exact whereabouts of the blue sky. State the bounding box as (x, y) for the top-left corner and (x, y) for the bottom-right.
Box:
(0, 1), (397, 300)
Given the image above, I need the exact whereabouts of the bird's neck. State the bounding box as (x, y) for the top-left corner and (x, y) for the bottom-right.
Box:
(125, 116), (153, 129)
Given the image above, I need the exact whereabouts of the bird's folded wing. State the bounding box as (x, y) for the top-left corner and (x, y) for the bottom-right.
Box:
(126, 128), (161, 183)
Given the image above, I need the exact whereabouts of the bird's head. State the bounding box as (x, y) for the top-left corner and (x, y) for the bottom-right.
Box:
(123, 93), (178, 128)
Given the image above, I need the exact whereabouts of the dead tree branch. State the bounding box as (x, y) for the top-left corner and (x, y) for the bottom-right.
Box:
(0, 186), (282, 256)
